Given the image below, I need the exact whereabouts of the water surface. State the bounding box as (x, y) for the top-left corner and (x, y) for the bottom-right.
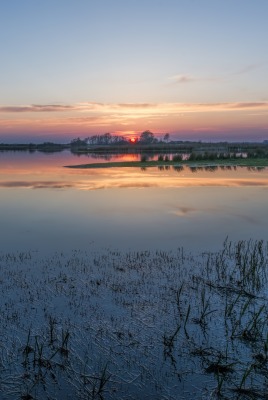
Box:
(0, 150), (268, 254)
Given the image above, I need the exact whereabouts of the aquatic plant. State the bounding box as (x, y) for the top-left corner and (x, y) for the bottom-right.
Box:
(0, 240), (268, 399)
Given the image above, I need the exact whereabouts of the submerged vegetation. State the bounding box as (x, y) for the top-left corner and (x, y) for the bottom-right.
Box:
(1, 240), (268, 399)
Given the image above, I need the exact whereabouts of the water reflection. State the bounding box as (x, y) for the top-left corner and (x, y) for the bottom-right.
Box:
(1, 176), (268, 190)
(1, 150), (268, 191)
(1, 151), (268, 254)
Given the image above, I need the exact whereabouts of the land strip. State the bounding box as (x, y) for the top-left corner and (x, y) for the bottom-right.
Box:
(65, 158), (268, 169)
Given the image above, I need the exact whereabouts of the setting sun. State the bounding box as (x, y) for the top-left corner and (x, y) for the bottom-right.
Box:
(129, 137), (137, 143)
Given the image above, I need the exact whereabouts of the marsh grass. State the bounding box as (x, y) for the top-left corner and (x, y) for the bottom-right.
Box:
(0, 240), (268, 399)
(65, 158), (268, 169)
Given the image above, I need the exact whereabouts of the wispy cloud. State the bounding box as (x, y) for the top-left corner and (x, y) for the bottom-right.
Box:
(169, 73), (223, 84)
(170, 64), (262, 86)
(233, 64), (261, 76)
(1, 101), (268, 114)
(171, 74), (198, 84)
(0, 105), (77, 113)
(116, 103), (157, 109)
(228, 102), (268, 109)
(1, 101), (268, 138)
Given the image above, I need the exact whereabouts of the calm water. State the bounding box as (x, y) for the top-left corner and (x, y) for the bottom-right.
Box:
(1, 150), (268, 254)
(1, 150), (268, 399)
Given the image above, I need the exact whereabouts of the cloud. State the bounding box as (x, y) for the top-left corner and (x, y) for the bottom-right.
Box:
(0, 102), (159, 114)
(172, 74), (198, 84)
(1, 101), (268, 115)
(178, 102), (268, 112)
(170, 64), (261, 86)
(233, 64), (261, 75)
(1, 101), (268, 137)
(228, 102), (268, 109)
(117, 103), (157, 109)
(0, 105), (77, 113)
(169, 73), (223, 84)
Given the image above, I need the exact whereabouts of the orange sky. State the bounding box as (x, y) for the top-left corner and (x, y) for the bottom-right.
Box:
(1, 102), (268, 142)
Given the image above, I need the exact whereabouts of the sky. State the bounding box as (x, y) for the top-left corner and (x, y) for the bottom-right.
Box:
(0, 0), (268, 143)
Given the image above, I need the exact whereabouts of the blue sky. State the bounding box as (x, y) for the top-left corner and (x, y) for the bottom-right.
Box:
(0, 0), (268, 142)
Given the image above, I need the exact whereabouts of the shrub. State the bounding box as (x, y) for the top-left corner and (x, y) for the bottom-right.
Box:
(172, 154), (182, 162)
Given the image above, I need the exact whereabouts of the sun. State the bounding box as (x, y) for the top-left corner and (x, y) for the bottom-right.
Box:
(129, 137), (137, 143)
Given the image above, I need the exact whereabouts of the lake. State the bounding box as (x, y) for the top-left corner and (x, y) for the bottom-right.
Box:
(1, 150), (268, 399)
(0, 150), (268, 255)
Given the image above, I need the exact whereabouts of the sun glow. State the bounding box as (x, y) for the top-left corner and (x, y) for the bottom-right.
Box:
(1, 102), (268, 142)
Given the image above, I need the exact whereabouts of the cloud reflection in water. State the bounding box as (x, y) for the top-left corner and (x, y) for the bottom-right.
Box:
(1, 177), (268, 190)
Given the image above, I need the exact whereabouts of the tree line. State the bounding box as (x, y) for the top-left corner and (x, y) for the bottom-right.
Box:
(70, 131), (170, 147)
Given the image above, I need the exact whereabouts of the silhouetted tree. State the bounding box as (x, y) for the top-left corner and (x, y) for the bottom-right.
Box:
(163, 133), (170, 143)
(139, 130), (157, 144)
(70, 138), (87, 147)
(87, 134), (128, 145)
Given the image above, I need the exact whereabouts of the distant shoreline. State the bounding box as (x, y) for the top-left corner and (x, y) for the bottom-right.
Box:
(1, 140), (268, 154)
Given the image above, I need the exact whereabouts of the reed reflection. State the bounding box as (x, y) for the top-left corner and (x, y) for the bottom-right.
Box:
(1, 151), (268, 192)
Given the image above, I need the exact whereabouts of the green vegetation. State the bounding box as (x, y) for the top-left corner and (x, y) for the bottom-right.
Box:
(65, 157), (268, 169)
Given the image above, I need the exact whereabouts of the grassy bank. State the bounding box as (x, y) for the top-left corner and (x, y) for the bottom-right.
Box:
(65, 157), (268, 169)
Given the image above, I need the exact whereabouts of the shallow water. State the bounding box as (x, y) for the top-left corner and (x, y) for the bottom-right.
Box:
(0, 150), (268, 254)
(1, 151), (268, 399)
(1, 242), (268, 399)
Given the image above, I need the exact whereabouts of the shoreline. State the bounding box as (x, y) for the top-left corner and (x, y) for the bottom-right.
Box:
(64, 158), (268, 169)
